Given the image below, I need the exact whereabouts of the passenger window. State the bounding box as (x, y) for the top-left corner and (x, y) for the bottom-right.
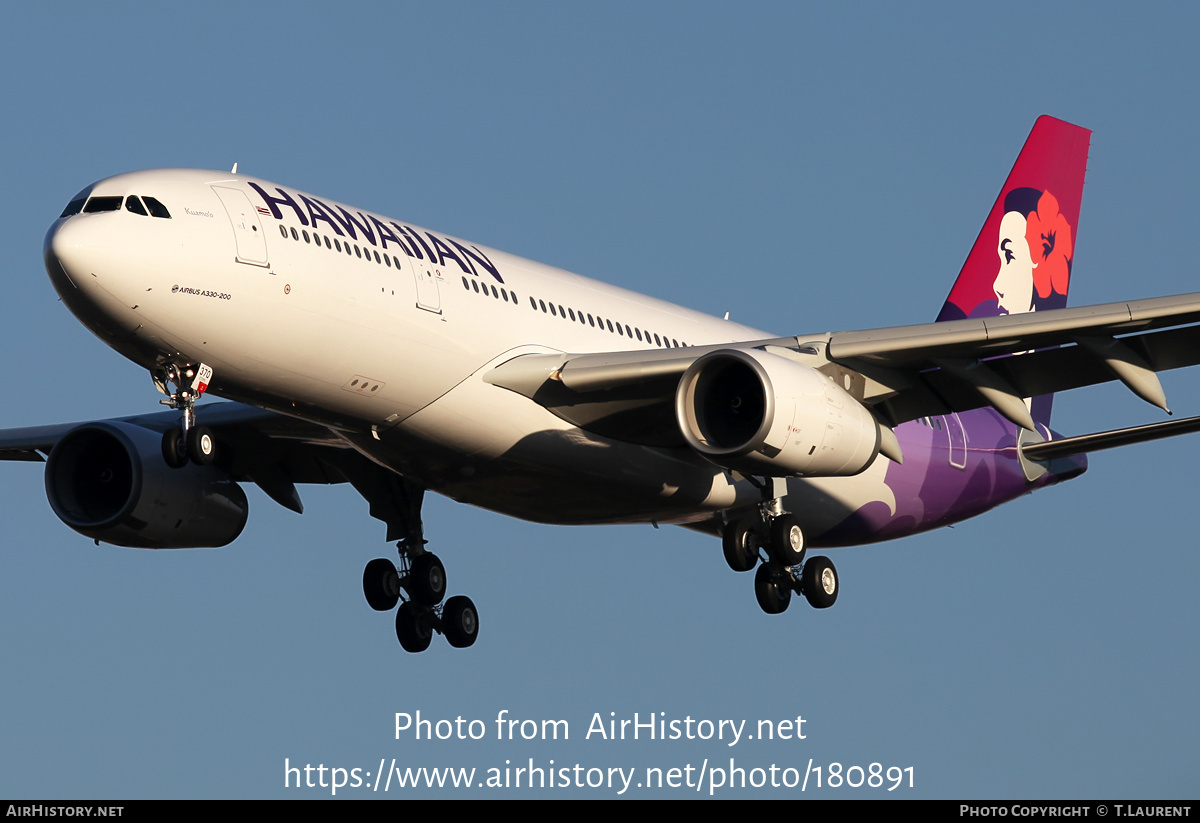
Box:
(83, 196), (122, 213)
(142, 196), (171, 218)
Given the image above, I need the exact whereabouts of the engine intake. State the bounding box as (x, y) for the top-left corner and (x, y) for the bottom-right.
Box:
(675, 348), (880, 477)
(45, 421), (248, 548)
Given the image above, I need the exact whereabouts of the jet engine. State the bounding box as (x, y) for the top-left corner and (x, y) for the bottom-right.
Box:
(44, 421), (248, 548)
(675, 348), (880, 477)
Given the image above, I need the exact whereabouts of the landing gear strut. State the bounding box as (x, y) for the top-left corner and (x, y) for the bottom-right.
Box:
(720, 480), (805, 573)
(155, 362), (216, 468)
(721, 478), (839, 615)
(359, 478), (479, 653)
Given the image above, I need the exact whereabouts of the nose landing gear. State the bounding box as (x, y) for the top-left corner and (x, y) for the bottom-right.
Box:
(155, 362), (216, 468)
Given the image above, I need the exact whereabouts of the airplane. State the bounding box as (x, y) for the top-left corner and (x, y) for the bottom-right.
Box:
(7, 115), (1200, 653)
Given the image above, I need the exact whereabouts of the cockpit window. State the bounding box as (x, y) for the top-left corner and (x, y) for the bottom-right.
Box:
(125, 196), (148, 216)
(83, 196), (123, 213)
(142, 196), (171, 219)
(59, 198), (86, 218)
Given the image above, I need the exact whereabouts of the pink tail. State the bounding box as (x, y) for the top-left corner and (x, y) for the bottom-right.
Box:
(937, 116), (1091, 323)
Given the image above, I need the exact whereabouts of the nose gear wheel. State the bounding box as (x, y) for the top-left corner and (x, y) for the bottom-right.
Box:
(154, 362), (217, 468)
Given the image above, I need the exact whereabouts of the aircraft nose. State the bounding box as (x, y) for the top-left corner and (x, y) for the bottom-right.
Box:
(44, 211), (130, 299)
(43, 212), (137, 332)
(45, 215), (95, 291)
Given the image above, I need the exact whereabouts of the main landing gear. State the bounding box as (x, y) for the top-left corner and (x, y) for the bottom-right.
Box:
(360, 483), (478, 653)
(364, 549), (479, 652)
(154, 362), (216, 468)
(722, 482), (839, 615)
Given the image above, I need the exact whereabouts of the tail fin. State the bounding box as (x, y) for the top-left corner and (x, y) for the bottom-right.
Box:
(937, 115), (1091, 323)
(936, 116), (1091, 427)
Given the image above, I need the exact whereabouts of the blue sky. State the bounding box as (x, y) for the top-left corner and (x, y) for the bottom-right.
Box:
(1, 2), (1197, 798)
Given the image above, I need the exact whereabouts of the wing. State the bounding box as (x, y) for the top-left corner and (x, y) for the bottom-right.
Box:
(485, 290), (1200, 452)
(824, 291), (1200, 428)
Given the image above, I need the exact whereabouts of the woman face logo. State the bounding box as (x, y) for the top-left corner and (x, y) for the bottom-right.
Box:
(994, 210), (1035, 315)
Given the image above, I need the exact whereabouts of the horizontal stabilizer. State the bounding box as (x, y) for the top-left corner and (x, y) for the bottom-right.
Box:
(1022, 415), (1200, 461)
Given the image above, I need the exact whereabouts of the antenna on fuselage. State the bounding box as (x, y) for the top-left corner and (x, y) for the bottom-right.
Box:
(230, 163), (238, 174)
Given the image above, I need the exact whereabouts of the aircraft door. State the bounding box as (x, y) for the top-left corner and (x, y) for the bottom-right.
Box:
(382, 245), (442, 315)
(412, 260), (443, 314)
(212, 187), (269, 267)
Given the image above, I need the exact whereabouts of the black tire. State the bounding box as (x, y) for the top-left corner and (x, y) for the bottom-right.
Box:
(363, 558), (400, 611)
(395, 602), (432, 653)
(408, 552), (446, 606)
(722, 519), (758, 572)
(187, 425), (216, 465)
(770, 514), (805, 566)
(161, 428), (187, 468)
(754, 562), (792, 614)
(801, 555), (838, 609)
(442, 595), (479, 648)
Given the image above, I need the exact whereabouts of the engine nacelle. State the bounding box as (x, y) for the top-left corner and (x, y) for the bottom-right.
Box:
(675, 348), (881, 477)
(44, 421), (248, 548)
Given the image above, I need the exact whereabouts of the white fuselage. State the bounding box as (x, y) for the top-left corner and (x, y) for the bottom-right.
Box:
(45, 169), (922, 535)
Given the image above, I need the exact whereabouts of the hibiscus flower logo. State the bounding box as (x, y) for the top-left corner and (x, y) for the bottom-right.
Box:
(1025, 191), (1073, 299)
